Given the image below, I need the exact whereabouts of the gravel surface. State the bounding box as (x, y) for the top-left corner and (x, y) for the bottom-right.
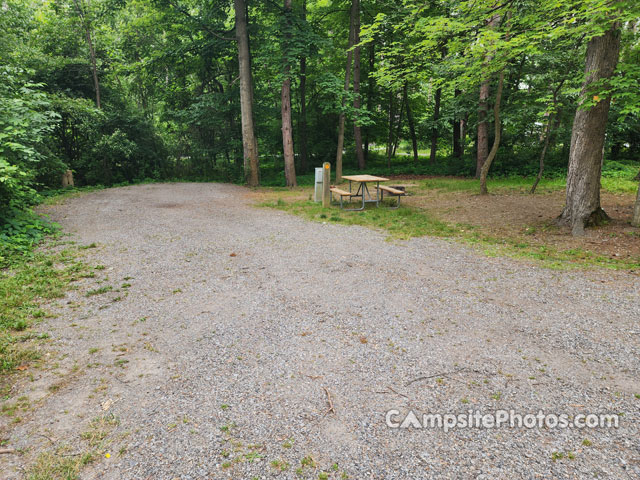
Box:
(2, 182), (639, 479)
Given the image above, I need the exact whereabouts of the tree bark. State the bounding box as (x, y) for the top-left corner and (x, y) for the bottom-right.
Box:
(429, 87), (441, 163)
(479, 71), (504, 195)
(404, 83), (418, 163)
(298, 0), (308, 174)
(336, 1), (356, 183)
(234, 0), (260, 186)
(477, 80), (489, 178)
(281, 0), (297, 187)
(558, 24), (621, 235)
(632, 182), (640, 227)
(352, 0), (365, 170)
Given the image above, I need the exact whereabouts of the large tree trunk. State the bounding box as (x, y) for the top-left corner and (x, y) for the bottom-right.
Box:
(429, 87), (441, 163)
(234, 0), (259, 186)
(404, 82), (418, 163)
(336, 1), (356, 183)
(281, 0), (297, 187)
(298, 0), (308, 174)
(352, 0), (365, 170)
(477, 80), (489, 178)
(558, 24), (621, 235)
(479, 71), (504, 195)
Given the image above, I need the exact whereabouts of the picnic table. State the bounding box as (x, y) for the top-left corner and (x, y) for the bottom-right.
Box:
(329, 174), (407, 210)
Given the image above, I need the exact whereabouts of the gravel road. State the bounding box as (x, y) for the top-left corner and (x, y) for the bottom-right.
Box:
(2, 182), (639, 479)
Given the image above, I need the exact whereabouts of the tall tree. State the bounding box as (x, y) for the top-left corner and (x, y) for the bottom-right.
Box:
(429, 86), (441, 163)
(281, 0), (297, 187)
(72, 0), (101, 109)
(352, 0), (365, 170)
(335, 0), (356, 183)
(298, 0), (308, 174)
(234, 0), (259, 186)
(558, 23), (621, 235)
(404, 82), (419, 163)
(476, 14), (500, 177)
(479, 70), (504, 194)
(452, 89), (462, 158)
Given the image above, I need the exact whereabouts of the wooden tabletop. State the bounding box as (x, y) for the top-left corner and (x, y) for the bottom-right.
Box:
(342, 174), (389, 182)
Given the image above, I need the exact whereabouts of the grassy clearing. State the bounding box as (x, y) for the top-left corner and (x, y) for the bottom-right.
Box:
(260, 176), (640, 271)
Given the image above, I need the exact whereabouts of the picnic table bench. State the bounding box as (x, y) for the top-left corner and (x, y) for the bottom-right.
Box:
(329, 187), (355, 209)
(375, 185), (406, 209)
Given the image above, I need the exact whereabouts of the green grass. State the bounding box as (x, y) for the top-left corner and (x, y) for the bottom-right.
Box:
(418, 176), (567, 194)
(261, 193), (640, 271)
(0, 248), (90, 372)
(262, 199), (460, 240)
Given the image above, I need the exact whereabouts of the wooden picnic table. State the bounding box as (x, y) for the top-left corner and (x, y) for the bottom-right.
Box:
(340, 174), (389, 211)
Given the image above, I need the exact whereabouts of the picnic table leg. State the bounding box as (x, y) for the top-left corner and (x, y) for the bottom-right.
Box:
(345, 182), (366, 211)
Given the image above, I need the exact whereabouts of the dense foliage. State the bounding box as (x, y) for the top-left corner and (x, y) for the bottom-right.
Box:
(1, 0), (639, 252)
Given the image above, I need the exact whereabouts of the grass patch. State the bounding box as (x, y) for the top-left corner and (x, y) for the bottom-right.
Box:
(260, 183), (640, 271)
(1, 248), (89, 373)
(262, 199), (459, 240)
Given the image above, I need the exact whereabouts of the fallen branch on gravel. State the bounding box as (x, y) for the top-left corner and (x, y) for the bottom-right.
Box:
(323, 387), (335, 415)
(405, 368), (467, 387)
(374, 385), (408, 398)
(0, 448), (16, 454)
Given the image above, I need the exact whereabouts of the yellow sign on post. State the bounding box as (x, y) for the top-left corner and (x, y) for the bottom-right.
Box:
(322, 162), (331, 208)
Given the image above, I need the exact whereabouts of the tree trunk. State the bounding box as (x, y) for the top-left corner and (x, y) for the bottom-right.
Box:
(336, 1), (356, 183)
(386, 91), (395, 168)
(632, 183), (640, 227)
(392, 92), (404, 157)
(72, 0), (101, 109)
(234, 0), (260, 186)
(460, 114), (468, 158)
(429, 87), (441, 163)
(530, 113), (553, 195)
(364, 42), (375, 163)
(352, 0), (365, 170)
(404, 82), (418, 163)
(298, 0), (308, 174)
(477, 80), (489, 178)
(453, 89), (462, 158)
(531, 80), (564, 194)
(479, 71), (504, 195)
(281, 0), (297, 187)
(558, 24), (621, 235)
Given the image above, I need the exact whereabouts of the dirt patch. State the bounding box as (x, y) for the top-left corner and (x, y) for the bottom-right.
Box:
(406, 188), (640, 262)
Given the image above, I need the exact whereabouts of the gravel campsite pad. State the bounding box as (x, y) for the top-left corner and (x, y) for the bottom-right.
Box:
(2, 182), (640, 479)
